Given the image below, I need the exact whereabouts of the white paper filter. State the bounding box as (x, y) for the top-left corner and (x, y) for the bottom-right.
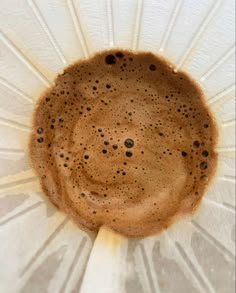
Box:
(0, 0), (235, 292)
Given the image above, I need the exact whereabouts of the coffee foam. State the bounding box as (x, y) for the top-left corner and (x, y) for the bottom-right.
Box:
(29, 49), (218, 237)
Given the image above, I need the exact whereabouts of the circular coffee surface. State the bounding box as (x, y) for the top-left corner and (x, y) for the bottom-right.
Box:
(29, 49), (218, 237)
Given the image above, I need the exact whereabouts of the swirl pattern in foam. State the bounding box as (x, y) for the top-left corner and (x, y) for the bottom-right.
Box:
(29, 49), (218, 237)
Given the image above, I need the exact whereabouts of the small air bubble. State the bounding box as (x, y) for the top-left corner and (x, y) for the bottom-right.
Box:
(126, 151), (133, 157)
(37, 137), (44, 143)
(200, 175), (208, 181)
(124, 138), (134, 148)
(37, 128), (43, 134)
(115, 52), (124, 58)
(200, 162), (208, 170)
(193, 140), (200, 148)
(202, 150), (209, 157)
(149, 64), (156, 71)
(105, 54), (116, 64)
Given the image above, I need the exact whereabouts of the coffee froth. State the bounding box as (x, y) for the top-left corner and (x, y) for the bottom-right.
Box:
(29, 49), (218, 237)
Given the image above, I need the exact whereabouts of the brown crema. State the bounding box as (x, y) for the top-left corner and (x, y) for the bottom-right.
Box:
(29, 49), (218, 237)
